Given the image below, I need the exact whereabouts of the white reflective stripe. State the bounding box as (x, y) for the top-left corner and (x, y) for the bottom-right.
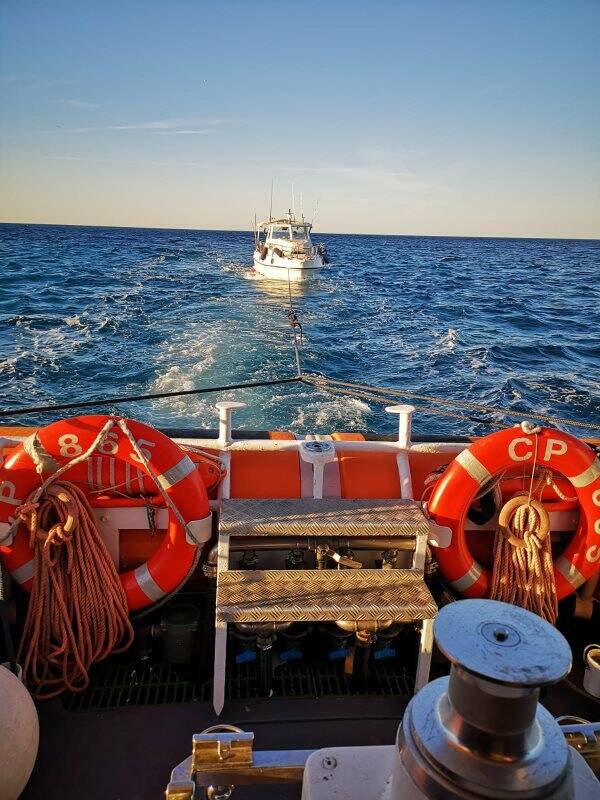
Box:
(157, 455), (195, 490)
(109, 457), (116, 489)
(136, 469), (144, 493)
(134, 564), (166, 602)
(450, 562), (483, 593)
(570, 459), (600, 489)
(11, 559), (36, 585)
(0, 521), (13, 546)
(455, 450), (491, 486)
(125, 462), (132, 493)
(555, 556), (586, 589)
(96, 456), (103, 490)
(186, 514), (213, 545)
(87, 457), (95, 490)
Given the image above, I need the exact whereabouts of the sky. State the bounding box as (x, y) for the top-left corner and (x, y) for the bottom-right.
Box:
(1, 1), (599, 238)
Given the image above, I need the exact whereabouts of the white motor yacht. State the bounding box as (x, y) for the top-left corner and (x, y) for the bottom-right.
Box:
(253, 211), (328, 281)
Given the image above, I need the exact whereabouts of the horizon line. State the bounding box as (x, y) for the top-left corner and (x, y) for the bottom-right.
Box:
(0, 219), (599, 243)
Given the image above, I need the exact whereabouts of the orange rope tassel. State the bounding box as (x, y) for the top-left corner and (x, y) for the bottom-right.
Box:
(490, 495), (558, 623)
(16, 481), (134, 698)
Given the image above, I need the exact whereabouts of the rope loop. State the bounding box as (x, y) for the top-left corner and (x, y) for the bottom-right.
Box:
(498, 496), (550, 549)
(491, 493), (557, 623)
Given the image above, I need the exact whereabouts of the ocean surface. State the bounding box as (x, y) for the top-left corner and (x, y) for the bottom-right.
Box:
(0, 223), (598, 438)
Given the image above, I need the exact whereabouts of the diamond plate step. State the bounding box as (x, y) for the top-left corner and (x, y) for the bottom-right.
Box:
(217, 569), (436, 623)
(219, 498), (430, 538)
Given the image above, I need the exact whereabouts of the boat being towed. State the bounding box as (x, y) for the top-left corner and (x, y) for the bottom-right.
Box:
(253, 210), (328, 281)
(0, 378), (599, 799)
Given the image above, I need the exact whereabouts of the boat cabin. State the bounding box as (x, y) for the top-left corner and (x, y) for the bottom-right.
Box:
(259, 215), (314, 254)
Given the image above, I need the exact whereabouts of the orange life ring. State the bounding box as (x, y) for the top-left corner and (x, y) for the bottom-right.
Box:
(0, 415), (212, 611)
(428, 427), (600, 600)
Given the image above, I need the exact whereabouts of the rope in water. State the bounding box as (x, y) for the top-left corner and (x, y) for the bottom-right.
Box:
(0, 375), (301, 420)
(301, 376), (486, 427)
(0, 368), (597, 435)
(16, 481), (134, 698)
(301, 374), (600, 433)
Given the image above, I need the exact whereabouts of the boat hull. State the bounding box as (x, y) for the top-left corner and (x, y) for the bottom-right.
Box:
(253, 251), (325, 281)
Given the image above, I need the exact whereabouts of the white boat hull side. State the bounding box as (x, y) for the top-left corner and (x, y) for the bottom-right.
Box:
(253, 251), (325, 281)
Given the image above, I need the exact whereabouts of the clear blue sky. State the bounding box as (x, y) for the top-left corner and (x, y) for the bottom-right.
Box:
(1, 1), (599, 236)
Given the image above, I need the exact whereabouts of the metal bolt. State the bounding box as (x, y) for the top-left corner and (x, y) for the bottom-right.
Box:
(321, 756), (337, 769)
(206, 786), (233, 800)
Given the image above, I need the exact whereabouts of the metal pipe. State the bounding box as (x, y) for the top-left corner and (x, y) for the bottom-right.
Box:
(233, 622), (291, 636)
(228, 537), (416, 552)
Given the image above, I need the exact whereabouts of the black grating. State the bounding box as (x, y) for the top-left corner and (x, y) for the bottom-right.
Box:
(274, 661), (316, 698)
(312, 660), (413, 698)
(64, 662), (197, 712)
(65, 657), (414, 711)
(196, 660), (413, 704)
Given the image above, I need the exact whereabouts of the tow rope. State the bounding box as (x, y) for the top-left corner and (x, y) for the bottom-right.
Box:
(16, 481), (133, 698)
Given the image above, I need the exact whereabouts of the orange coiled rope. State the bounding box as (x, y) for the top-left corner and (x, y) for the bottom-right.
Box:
(16, 481), (134, 698)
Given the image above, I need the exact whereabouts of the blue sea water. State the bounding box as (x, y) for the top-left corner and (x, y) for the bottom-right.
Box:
(0, 223), (598, 437)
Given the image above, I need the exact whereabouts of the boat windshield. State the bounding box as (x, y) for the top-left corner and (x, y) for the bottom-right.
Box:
(291, 225), (309, 240)
(270, 225), (290, 240)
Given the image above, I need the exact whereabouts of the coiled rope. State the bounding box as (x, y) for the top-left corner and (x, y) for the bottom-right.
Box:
(16, 481), (133, 698)
(489, 424), (558, 623)
(11, 416), (209, 697)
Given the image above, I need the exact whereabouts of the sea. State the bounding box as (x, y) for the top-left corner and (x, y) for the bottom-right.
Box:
(0, 223), (598, 438)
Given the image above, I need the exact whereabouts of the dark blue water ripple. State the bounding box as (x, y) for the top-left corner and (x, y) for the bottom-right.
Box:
(0, 223), (598, 437)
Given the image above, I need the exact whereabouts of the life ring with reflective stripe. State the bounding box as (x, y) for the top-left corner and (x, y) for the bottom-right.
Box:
(0, 415), (212, 611)
(428, 427), (600, 601)
(50, 447), (224, 497)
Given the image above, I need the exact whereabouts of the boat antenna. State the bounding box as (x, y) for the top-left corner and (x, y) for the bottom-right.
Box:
(269, 178), (274, 222)
(300, 192), (304, 222)
(312, 198), (320, 226)
(292, 183), (295, 218)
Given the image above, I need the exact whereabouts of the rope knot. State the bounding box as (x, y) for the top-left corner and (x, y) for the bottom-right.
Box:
(491, 493), (557, 623)
(520, 420), (542, 435)
(498, 496), (550, 549)
(45, 521), (74, 548)
(17, 500), (39, 519)
(16, 501), (40, 539)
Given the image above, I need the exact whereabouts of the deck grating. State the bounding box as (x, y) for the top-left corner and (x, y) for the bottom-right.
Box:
(63, 662), (197, 711)
(64, 656), (412, 711)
